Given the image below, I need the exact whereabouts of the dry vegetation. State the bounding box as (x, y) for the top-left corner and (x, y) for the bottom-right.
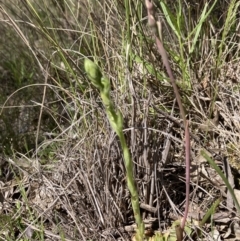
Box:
(0, 0), (240, 240)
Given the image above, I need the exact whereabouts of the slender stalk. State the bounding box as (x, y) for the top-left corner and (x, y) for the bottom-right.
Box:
(118, 131), (145, 240)
(84, 59), (144, 240)
(145, 0), (190, 234)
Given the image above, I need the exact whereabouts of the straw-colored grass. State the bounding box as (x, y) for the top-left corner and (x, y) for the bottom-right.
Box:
(0, 0), (240, 240)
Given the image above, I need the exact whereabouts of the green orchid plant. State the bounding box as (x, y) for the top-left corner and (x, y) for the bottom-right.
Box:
(84, 58), (145, 240)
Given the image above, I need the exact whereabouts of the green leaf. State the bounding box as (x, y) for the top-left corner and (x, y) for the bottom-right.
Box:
(189, 0), (218, 54)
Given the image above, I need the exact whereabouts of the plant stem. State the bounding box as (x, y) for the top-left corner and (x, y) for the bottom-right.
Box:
(145, 0), (190, 233)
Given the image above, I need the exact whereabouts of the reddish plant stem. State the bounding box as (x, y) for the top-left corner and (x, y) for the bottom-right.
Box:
(145, 0), (191, 233)
(183, 121), (190, 229)
(155, 33), (190, 233)
(155, 37), (186, 125)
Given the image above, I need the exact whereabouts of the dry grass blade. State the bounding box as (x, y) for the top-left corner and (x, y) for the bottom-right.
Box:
(0, 0), (240, 240)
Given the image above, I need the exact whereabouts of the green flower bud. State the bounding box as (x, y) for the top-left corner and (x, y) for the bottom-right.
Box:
(84, 58), (103, 90)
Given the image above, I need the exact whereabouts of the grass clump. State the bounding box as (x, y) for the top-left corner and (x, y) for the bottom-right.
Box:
(0, 0), (240, 240)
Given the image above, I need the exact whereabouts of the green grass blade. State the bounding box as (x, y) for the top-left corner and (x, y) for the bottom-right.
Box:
(217, 0), (240, 65)
(200, 198), (221, 227)
(201, 150), (240, 214)
(159, 1), (180, 39)
(189, 0), (218, 54)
